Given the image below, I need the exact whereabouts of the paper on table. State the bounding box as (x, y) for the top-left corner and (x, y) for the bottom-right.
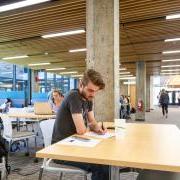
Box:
(57, 136), (101, 147)
(85, 131), (115, 139)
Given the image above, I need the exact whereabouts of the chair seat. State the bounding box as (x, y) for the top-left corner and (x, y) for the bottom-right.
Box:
(12, 131), (36, 139)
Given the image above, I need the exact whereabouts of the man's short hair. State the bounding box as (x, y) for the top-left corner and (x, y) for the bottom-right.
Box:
(81, 69), (105, 90)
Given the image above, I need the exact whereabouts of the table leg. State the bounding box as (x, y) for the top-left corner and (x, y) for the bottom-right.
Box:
(110, 166), (120, 180)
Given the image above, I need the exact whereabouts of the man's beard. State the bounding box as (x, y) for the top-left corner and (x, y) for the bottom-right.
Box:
(80, 90), (93, 101)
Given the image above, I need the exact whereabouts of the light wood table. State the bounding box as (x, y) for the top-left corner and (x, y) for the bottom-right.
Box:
(36, 123), (180, 180)
(7, 112), (56, 120)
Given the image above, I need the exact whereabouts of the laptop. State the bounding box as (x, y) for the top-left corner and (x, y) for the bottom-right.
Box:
(34, 102), (53, 115)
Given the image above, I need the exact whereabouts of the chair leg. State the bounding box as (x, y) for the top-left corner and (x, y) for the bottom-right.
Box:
(25, 139), (29, 156)
(84, 174), (88, 180)
(58, 172), (63, 180)
(38, 168), (44, 180)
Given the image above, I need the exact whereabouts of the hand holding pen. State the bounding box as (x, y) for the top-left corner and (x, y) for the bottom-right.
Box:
(97, 121), (107, 134)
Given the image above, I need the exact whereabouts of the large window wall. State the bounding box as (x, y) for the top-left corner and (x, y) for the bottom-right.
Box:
(0, 62), (77, 107)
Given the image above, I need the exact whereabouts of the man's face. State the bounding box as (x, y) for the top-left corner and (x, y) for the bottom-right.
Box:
(52, 92), (60, 101)
(81, 81), (100, 101)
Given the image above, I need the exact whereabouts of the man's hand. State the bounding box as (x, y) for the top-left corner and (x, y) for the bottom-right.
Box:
(89, 122), (107, 135)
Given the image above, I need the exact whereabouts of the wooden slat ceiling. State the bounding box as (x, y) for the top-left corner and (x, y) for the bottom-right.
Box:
(0, 0), (180, 76)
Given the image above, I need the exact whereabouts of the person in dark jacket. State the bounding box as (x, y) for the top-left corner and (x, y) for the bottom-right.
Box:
(159, 89), (169, 118)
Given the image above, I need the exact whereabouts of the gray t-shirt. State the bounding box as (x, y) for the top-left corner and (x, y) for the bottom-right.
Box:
(52, 89), (93, 144)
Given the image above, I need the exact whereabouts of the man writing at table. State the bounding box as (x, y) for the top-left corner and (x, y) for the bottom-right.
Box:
(52, 69), (109, 180)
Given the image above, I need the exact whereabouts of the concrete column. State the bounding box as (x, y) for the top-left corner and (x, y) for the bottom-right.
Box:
(136, 61), (146, 121)
(86, 0), (119, 121)
(146, 75), (150, 112)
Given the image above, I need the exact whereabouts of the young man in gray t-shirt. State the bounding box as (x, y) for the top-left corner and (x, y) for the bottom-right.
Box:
(52, 69), (109, 180)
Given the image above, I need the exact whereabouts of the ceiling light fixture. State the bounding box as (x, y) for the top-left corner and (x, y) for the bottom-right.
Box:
(2, 55), (28, 60)
(0, 0), (50, 13)
(164, 38), (180, 42)
(162, 50), (180, 54)
(59, 71), (78, 75)
(42, 29), (85, 38)
(162, 59), (180, 62)
(69, 48), (87, 53)
(123, 81), (136, 85)
(46, 68), (66, 71)
(28, 63), (50, 66)
(166, 14), (180, 20)
(119, 68), (127, 71)
(161, 72), (180, 75)
(119, 72), (130, 75)
(120, 77), (136, 80)
(161, 65), (180, 68)
(161, 69), (180, 72)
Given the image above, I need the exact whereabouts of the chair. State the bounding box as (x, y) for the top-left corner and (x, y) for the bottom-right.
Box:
(1, 115), (37, 154)
(137, 170), (180, 180)
(0, 157), (6, 180)
(39, 119), (91, 180)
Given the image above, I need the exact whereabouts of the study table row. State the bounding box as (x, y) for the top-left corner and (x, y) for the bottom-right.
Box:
(36, 122), (180, 180)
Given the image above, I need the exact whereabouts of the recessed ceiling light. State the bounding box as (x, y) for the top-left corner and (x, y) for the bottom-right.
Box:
(123, 81), (136, 85)
(59, 71), (78, 75)
(164, 38), (180, 42)
(119, 68), (127, 71)
(162, 50), (180, 54)
(2, 55), (29, 60)
(161, 65), (180, 68)
(162, 59), (180, 62)
(166, 14), (180, 20)
(161, 69), (180, 72)
(161, 72), (180, 75)
(119, 72), (130, 75)
(42, 29), (85, 38)
(28, 63), (50, 66)
(69, 48), (87, 53)
(71, 74), (83, 78)
(120, 77), (136, 80)
(0, 0), (50, 13)
(46, 68), (66, 71)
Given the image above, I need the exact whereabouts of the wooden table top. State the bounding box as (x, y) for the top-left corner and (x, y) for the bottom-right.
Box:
(1, 112), (56, 120)
(36, 123), (180, 172)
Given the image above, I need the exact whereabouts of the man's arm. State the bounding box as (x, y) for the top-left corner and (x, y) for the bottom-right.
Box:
(87, 111), (106, 134)
(72, 113), (87, 135)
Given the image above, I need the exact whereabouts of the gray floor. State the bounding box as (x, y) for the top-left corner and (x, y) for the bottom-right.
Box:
(7, 106), (180, 180)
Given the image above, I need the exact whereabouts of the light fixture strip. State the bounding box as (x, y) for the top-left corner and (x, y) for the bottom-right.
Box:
(119, 72), (130, 75)
(166, 14), (180, 20)
(162, 50), (180, 54)
(28, 63), (50, 66)
(69, 48), (87, 53)
(2, 55), (28, 60)
(162, 59), (180, 62)
(161, 65), (180, 68)
(164, 38), (180, 42)
(42, 29), (85, 38)
(59, 71), (78, 75)
(0, 0), (50, 13)
(161, 69), (180, 72)
(46, 68), (66, 71)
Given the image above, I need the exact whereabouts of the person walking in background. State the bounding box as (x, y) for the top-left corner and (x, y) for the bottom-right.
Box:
(178, 92), (180, 106)
(159, 89), (169, 118)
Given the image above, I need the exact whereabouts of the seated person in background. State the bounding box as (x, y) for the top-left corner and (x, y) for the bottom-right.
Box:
(0, 98), (12, 113)
(52, 69), (109, 180)
(50, 89), (64, 113)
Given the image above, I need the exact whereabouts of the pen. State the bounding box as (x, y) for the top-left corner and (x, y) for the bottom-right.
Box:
(101, 121), (104, 130)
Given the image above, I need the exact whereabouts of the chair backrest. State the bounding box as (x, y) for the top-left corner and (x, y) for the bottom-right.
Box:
(40, 119), (55, 147)
(1, 115), (12, 138)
